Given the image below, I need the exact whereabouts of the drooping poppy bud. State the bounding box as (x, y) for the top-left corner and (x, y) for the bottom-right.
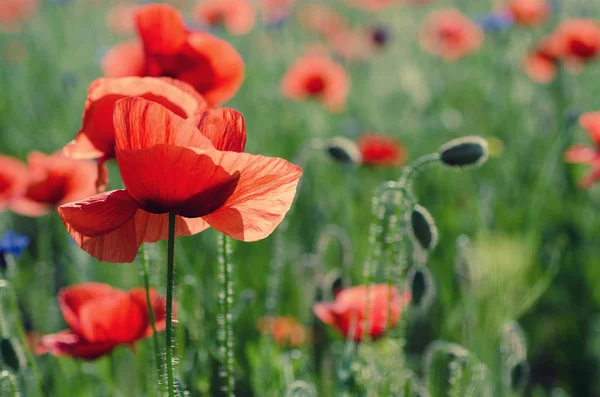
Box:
(439, 136), (488, 168)
(410, 205), (438, 251)
(324, 137), (362, 165)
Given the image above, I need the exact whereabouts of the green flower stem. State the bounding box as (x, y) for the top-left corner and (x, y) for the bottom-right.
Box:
(165, 212), (177, 397)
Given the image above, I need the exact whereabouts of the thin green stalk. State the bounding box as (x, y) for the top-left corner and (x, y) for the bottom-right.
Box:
(140, 245), (163, 391)
(217, 234), (235, 396)
(165, 212), (177, 397)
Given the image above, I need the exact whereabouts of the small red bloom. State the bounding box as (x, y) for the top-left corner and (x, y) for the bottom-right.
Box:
(37, 283), (167, 360)
(419, 8), (484, 61)
(281, 50), (350, 112)
(59, 97), (301, 263)
(358, 134), (407, 166)
(0, 155), (27, 212)
(506, 0), (550, 26)
(10, 152), (98, 217)
(552, 19), (600, 64)
(0, 0), (37, 32)
(195, 0), (255, 36)
(314, 284), (409, 341)
(564, 112), (600, 189)
(258, 316), (307, 348)
(524, 36), (560, 83)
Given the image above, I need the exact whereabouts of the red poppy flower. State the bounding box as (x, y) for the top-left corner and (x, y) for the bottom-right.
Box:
(101, 40), (146, 78)
(506, 0), (550, 26)
(0, 155), (27, 212)
(194, 0), (255, 36)
(313, 284), (410, 341)
(281, 50), (350, 112)
(564, 112), (600, 189)
(59, 97), (302, 263)
(358, 134), (407, 166)
(258, 316), (307, 348)
(524, 36), (560, 83)
(551, 19), (600, 64)
(37, 283), (167, 360)
(0, 0), (37, 32)
(107, 3), (139, 35)
(419, 8), (484, 61)
(297, 5), (349, 40)
(10, 152), (98, 217)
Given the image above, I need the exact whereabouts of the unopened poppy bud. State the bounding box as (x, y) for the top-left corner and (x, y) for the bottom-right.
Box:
(324, 137), (362, 165)
(0, 338), (25, 372)
(410, 205), (438, 251)
(439, 136), (488, 168)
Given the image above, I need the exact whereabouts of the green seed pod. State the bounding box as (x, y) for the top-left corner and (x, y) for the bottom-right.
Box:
(324, 137), (362, 165)
(439, 136), (488, 168)
(411, 205), (438, 251)
(0, 339), (25, 373)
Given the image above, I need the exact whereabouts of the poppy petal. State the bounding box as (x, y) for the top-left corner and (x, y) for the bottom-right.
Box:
(135, 4), (188, 55)
(116, 145), (240, 217)
(202, 153), (302, 241)
(58, 283), (125, 335)
(135, 212), (210, 244)
(313, 303), (336, 326)
(0, 155), (27, 210)
(38, 330), (117, 360)
(129, 288), (168, 336)
(579, 112), (600, 144)
(113, 97), (213, 152)
(197, 108), (246, 152)
(101, 40), (145, 78)
(564, 145), (598, 164)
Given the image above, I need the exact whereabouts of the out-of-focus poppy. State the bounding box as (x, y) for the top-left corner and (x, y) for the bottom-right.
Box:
(0, 0), (37, 32)
(101, 40), (146, 78)
(328, 29), (373, 62)
(259, 0), (295, 26)
(419, 8), (484, 61)
(102, 4), (245, 107)
(345, 0), (400, 12)
(551, 19), (600, 65)
(313, 284), (410, 341)
(358, 134), (407, 166)
(281, 50), (350, 112)
(297, 5), (348, 40)
(37, 283), (167, 360)
(258, 316), (306, 348)
(564, 111), (600, 189)
(59, 97), (302, 263)
(107, 3), (139, 35)
(506, 0), (549, 26)
(0, 155), (27, 212)
(194, 0), (255, 36)
(10, 152), (97, 218)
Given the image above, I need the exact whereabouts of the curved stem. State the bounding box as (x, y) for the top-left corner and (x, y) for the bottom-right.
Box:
(165, 212), (176, 397)
(140, 245), (163, 389)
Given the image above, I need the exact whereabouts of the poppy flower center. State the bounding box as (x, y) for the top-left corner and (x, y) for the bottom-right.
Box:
(438, 24), (463, 44)
(0, 176), (10, 194)
(569, 39), (598, 59)
(26, 174), (69, 205)
(305, 75), (326, 95)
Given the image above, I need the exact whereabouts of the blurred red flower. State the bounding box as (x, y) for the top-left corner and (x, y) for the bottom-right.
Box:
(281, 50), (350, 112)
(62, 77), (207, 190)
(0, 0), (37, 32)
(102, 4), (244, 107)
(314, 284), (410, 341)
(258, 316), (307, 348)
(195, 0), (255, 36)
(107, 3), (139, 35)
(506, 0), (550, 26)
(419, 8), (484, 61)
(358, 134), (407, 166)
(0, 155), (27, 212)
(10, 152), (98, 217)
(564, 112), (600, 189)
(552, 19), (600, 65)
(524, 35), (560, 83)
(37, 283), (167, 360)
(59, 97), (301, 263)
(297, 5), (349, 40)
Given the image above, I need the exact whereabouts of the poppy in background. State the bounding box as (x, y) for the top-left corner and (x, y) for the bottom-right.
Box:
(107, 3), (139, 35)
(102, 4), (245, 107)
(419, 8), (484, 61)
(60, 97), (301, 263)
(524, 36), (559, 83)
(358, 134), (407, 166)
(37, 283), (167, 360)
(259, 0), (296, 26)
(10, 152), (97, 218)
(551, 19), (600, 66)
(195, 0), (255, 36)
(281, 49), (350, 112)
(564, 111), (600, 189)
(0, 0), (37, 32)
(506, 0), (550, 26)
(258, 316), (307, 348)
(313, 284), (410, 341)
(297, 5), (348, 40)
(0, 155), (27, 212)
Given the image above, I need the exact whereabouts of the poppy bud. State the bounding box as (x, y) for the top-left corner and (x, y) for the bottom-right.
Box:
(439, 136), (488, 168)
(410, 205), (438, 251)
(324, 137), (362, 165)
(370, 25), (391, 48)
(0, 338), (25, 372)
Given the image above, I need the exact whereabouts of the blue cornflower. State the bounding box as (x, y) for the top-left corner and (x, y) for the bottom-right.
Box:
(0, 231), (30, 258)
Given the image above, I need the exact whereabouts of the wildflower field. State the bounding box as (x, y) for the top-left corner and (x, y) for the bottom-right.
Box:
(1, 0), (600, 395)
